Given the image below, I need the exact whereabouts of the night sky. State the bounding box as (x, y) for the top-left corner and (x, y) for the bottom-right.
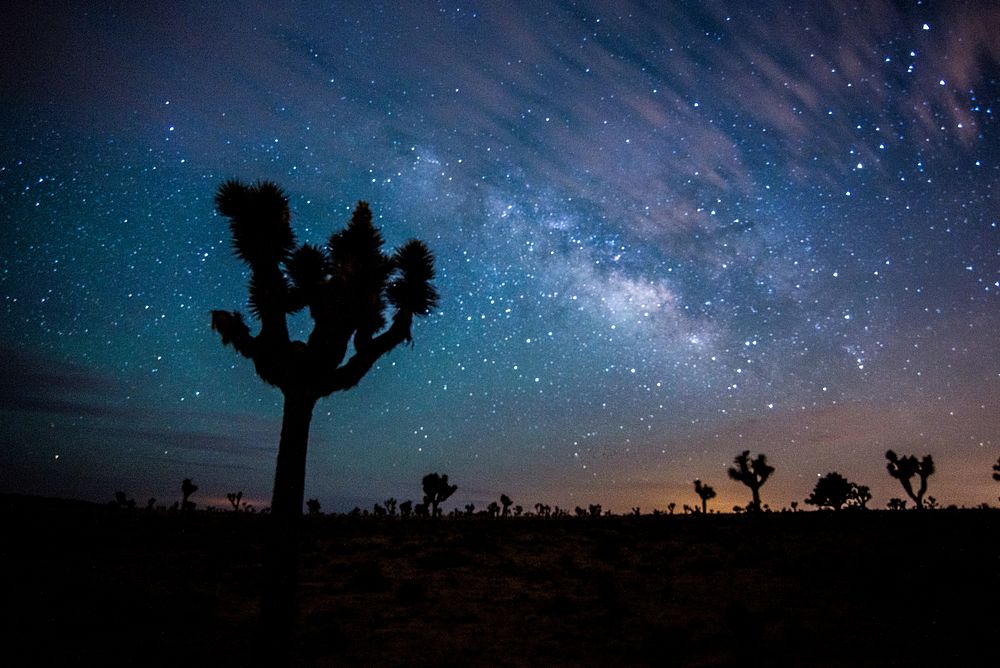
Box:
(2, 1), (998, 513)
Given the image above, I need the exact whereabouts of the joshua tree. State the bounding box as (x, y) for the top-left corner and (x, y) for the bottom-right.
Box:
(399, 500), (413, 518)
(885, 450), (935, 510)
(693, 479), (717, 514)
(886, 497), (907, 511)
(227, 491), (243, 512)
(113, 491), (136, 510)
(211, 181), (437, 518)
(181, 478), (198, 512)
(727, 451), (774, 512)
(850, 484), (871, 509)
(487, 501), (500, 518)
(667, 502), (676, 515)
(500, 494), (513, 517)
(422, 473), (457, 517)
(993, 456), (1000, 482)
(210, 180), (437, 653)
(384, 498), (398, 517)
(305, 499), (321, 515)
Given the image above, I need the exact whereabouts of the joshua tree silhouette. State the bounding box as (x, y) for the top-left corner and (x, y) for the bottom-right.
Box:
(181, 478), (198, 512)
(422, 473), (457, 517)
(210, 180), (437, 655)
(227, 491), (243, 512)
(993, 456), (1000, 482)
(211, 181), (437, 518)
(727, 451), (774, 512)
(885, 450), (935, 510)
(693, 479), (716, 514)
(306, 498), (321, 515)
(500, 494), (513, 517)
(399, 500), (413, 518)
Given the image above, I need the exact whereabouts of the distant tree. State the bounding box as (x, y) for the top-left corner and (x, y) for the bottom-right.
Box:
(145, 497), (156, 513)
(588, 504), (602, 517)
(849, 484), (871, 509)
(513, 505), (523, 517)
(535, 503), (551, 518)
(789, 501), (799, 512)
(693, 479), (717, 514)
(464, 503), (476, 517)
(886, 497), (908, 511)
(399, 500), (413, 518)
(487, 501), (500, 518)
(113, 491), (136, 510)
(575, 506), (587, 517)
(805, 472), (856, 511)
(727, 451), (774, 512)
(667, 502), (676, 515)
(181, 478), (198, 512)
(500, 494), (513, 517)
(305, 499), (321, 515)
(631, 507), (641, 517)
(422, 473), (457, 517)
(885, 450), (935, 510)
(227, 491), (243, 512)
(210, 181), (437, 656)
(384, 498), (397, 517)
(994, 457), (1000, 503)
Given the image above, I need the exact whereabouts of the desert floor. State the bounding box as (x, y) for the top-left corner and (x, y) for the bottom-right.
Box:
(2, 494), (997, 667)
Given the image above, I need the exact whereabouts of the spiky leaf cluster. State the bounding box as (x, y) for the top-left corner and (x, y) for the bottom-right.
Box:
(215, 180), (296, 268)
(388, 239), (439, 317)
(212, 180), (438, 395)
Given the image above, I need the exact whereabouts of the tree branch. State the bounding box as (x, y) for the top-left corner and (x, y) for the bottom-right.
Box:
(211, 310), (255, 358)
(317, 311), (413, 396)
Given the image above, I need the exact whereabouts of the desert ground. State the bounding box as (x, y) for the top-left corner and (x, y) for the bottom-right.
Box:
(2, 494), (996, 667)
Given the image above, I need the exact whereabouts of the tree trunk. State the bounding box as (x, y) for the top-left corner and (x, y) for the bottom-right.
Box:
(261, 390), (316, 664)
(750, 486), (761, 512)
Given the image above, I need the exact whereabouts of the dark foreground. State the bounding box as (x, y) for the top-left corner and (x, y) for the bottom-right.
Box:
(2, 495), (997, 667)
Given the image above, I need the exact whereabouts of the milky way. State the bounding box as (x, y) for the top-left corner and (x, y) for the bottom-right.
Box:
(1, 1), (998, 512)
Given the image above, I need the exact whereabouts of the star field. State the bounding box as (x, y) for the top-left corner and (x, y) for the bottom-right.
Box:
(1, 1), (998, 512)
